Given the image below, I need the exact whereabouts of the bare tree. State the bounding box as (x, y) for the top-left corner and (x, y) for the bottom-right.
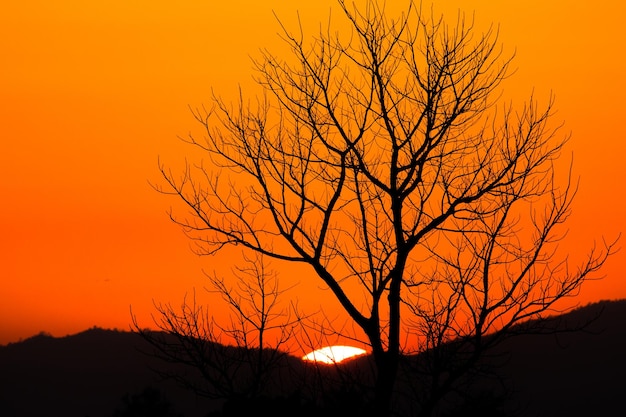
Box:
(132, 253), (299, 402)
(155, 1), (618, 415)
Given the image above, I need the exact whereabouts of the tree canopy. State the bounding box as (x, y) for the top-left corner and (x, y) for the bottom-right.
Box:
(151, 2), (617, 415)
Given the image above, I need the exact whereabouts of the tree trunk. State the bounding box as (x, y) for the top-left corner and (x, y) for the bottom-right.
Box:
(371, 348), (399, 417)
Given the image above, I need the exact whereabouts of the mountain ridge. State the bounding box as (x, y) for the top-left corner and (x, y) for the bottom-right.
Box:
(1, 299), (624, 416)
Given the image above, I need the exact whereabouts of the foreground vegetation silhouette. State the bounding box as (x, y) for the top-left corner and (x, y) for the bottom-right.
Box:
(1, 301), (624, 416)
(113, 386), (183, 417)
(143, 1), (618, 416)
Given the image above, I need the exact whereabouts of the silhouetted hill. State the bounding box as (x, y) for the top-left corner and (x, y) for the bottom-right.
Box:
(1, 300), (625, 417)
(490, 299), (626, 416)
(0, 328), (216, 417)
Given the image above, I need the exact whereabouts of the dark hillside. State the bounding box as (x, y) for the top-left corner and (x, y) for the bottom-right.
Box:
(1, 300), (624, 417)
(492, 299), (626, 416)
(0, 328), (216, 417)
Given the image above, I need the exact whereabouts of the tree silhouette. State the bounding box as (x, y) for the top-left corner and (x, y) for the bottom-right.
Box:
(133, 253), (299, 401)
(113, 386), (183, 417)
(154, 1), (618, 416)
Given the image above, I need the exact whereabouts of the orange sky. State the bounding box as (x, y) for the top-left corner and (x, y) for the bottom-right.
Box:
(1, 0), (624, 349)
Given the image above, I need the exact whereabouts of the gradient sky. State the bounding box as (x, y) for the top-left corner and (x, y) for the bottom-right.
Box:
(1, 0), (624, 348)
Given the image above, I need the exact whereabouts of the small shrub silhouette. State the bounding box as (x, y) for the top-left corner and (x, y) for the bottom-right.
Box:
(215, 394), (317, 417)
(113, 386), (184, 417)
(440, 390), (512, 417)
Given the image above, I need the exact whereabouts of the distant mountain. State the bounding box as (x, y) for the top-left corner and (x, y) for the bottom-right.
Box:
(0, 327), (217, 417)
(1, 299), (624, 417)
(488, 299), (626, 416)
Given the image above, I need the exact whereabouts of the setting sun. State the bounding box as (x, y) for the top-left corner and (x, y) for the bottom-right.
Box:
(302, 346), (368, 364)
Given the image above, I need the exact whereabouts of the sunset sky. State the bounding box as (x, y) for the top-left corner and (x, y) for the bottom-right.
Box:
(1, 0), (624, 349)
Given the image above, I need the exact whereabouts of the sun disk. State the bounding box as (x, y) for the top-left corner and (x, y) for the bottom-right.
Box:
(302, 345), (367, 364)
